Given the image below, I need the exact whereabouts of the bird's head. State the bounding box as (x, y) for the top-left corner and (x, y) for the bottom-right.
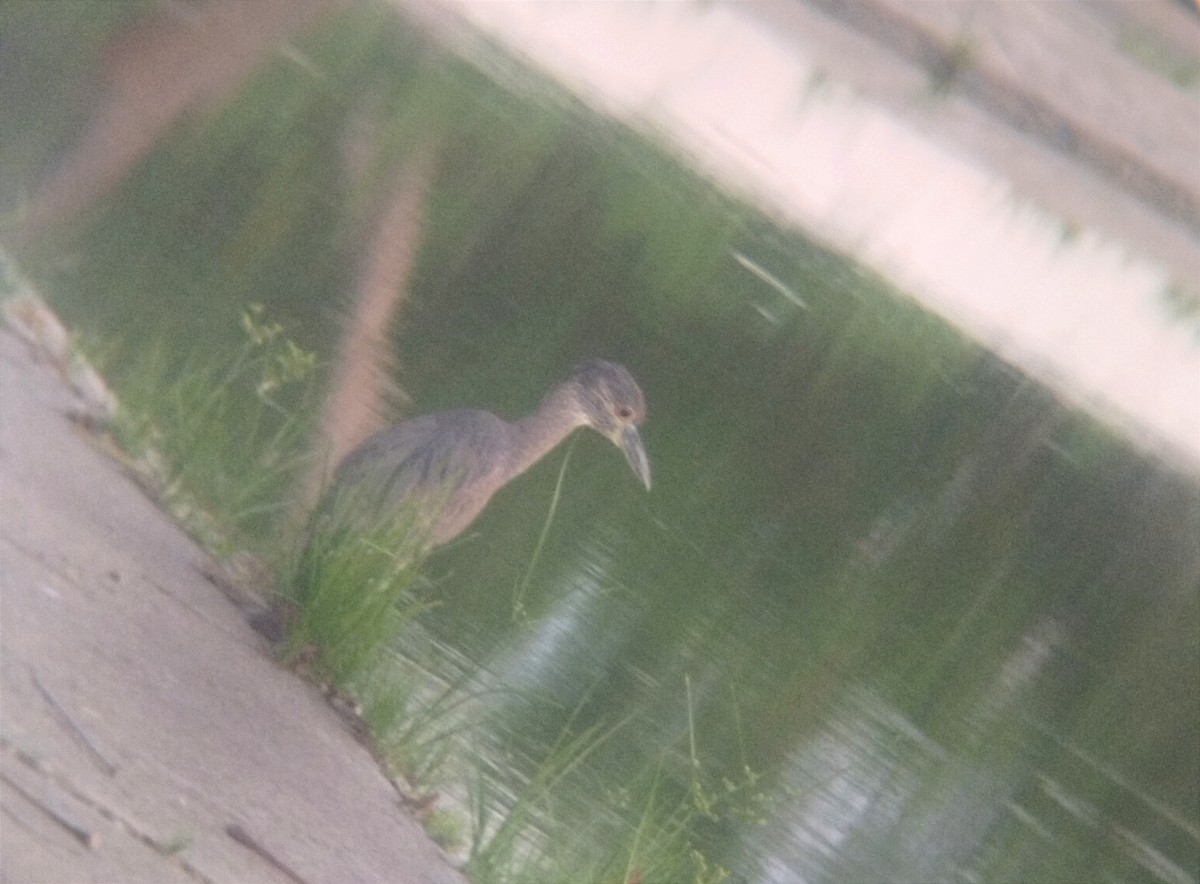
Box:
(569, 359), (651, 490)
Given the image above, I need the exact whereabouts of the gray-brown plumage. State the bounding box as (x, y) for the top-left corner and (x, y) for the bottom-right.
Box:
(328, 360), (651, 546)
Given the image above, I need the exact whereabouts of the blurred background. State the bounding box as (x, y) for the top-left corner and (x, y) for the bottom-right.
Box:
(2, 1), (1198, 881)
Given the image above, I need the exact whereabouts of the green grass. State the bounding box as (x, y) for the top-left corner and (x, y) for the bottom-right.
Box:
(449, 674), (773, 884)
(361, 662), (463, 783)
(465, 698), (631, 881)
(282, 500), (434, 686)
(511, 437), (576, 622)
(97, 303), (318, 557)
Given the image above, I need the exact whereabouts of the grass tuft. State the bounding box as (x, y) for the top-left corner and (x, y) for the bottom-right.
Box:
(281, 488), (435, 688)
(99, 303), (318, 556)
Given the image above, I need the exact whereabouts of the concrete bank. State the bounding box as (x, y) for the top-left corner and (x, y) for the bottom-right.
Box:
(0, 323), (464, 884)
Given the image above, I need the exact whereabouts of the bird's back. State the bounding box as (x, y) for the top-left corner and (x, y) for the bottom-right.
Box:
(331, 408), (514, 545)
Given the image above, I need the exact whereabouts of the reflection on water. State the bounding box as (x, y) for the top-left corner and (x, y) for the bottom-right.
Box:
(3, 3), (1198, 882)
(444, 0), (1200, 468)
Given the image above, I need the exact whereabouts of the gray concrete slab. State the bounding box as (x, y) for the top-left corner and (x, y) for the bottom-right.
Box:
(0, 325), (466, 884)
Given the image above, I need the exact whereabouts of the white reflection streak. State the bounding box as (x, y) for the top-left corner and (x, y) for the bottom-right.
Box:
(494, 583), (596, 693)
(752, 621), (1063, 883)
(732, 250), (809, 309)
(492, 544), (615, 693)
(969, 618), (1061, 734)
(1113, 825), (1197, 884)
(751, 689), (916, 884)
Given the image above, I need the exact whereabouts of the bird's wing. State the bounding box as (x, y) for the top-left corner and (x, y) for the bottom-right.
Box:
(332, 409), (509, 517)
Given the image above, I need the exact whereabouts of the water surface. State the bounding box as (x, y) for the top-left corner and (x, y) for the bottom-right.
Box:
(3, 5), (1198, 881)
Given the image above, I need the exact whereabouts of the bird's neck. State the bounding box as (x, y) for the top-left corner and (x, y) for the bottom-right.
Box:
(507, 383), (588, 479)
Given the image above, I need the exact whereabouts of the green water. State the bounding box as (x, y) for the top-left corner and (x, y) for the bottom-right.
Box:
(4, 4), (1198, 881)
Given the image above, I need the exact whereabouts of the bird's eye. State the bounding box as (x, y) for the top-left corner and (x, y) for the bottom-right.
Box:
(617, 406), (633, 420)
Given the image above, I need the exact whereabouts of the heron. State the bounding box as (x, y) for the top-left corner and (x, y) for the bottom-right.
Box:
(324, 359), (651, 548)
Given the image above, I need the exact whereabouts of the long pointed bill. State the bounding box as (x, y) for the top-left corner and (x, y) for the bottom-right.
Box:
(619, 425), (652, 490)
